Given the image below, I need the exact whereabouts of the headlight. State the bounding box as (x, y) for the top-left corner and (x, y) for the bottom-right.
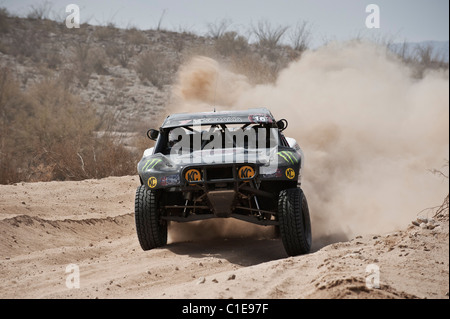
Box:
(238, 166), (255, 180)
(185, 169), (202, 183)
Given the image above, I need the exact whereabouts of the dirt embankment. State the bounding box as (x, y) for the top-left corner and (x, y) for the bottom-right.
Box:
(0, 176), (448, 299)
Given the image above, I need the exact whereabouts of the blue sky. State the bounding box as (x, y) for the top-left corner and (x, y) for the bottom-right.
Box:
(2, 0), (449, 46)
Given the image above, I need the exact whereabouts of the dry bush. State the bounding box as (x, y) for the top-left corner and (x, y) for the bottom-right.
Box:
(417, 162), (450, 220)
(27, 1), (52, 20)
(413, 43), (449, 76)
(89, 47), (109, 75)
(249, 20), (291, 64)
(155, 9), (167, 31)
(181, 43), (218, 63)
(71, 43), (109, 86)
(72, 42), (91, 86)
(105, 78), (127, 107)
(105, 41), (134, 67)
(125, 27), (148, 45)
(0, 68), (33, 184)
(385, 41), (449, 78)
(0, 73), (137, 184)
(88, 137), (137, 178)
(215, 31), (249, 57)
(429, 162), (449, 218)
(136, 51), (175, 89)
(0, 7), (9, 33)
(94, 23), (118, 41)
(289, 21), (312, 52)
(206, 18), (232, 39)
(42, 43), (63, 69)
(9, 28), (43, 62)
(229, 53), (279, 84)
(24, 79), (97, 180)
(359, 36), (449, 77)
(117, 45), (134, 67)
(251, 19), (289, 50)
(170, 34), (187, 61)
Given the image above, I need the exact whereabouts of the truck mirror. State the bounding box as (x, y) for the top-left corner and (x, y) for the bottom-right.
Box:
(147, 129), (159, 141)
(277, 119), (288, 131)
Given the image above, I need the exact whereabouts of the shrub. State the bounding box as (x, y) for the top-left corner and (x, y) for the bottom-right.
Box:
(125, 27), (148, 45)
(0, 7), (9, 33)
(229, 53), (279, 84)
(0, 72), (138, 184)
(289, 21), (312, 52)
(26, 1), (52, 20)
(105, 42), (134, 67)
(0, 68), (33, 184)
(215, 31), (249, 57)
(94, 23), (118, 41)
(251, 19), (289, 51)
(206, 18), (232, 39)
(9, 29), (42, 62)
(136, 51), (175, 89)
(71, 43), (109, 86)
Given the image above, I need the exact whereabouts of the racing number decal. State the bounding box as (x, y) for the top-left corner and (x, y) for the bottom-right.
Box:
(238, 166), (255, 179)
(249, 114), (272, 123)
(185, 169), (201, 182)
(148, 177), (157, 188)
(285, 168), (295, 179)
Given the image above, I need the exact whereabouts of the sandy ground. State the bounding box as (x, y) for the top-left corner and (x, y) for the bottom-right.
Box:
(0, 176), (448, 299)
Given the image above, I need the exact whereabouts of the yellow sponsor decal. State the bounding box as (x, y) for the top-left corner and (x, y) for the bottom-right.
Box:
(148, 177), (157, 188)
(285, 168), (295, 179)
(185, 169), (201, 183)
(238, 166), (255, 179)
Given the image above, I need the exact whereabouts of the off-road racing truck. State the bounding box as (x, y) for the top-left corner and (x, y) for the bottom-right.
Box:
(134, 108), (311, 256)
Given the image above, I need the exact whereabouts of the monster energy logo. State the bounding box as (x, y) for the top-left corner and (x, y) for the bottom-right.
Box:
(142, 159), (162, 171)
(277, 151), (298, 165)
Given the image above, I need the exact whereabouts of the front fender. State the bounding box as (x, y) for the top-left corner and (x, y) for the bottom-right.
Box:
(138, 154), (182, 190)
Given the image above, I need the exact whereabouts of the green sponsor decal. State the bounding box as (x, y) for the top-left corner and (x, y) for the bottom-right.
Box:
(277, 151), (298, 164)
(142, 159), (162, 171)
(278, 152), (289, 163)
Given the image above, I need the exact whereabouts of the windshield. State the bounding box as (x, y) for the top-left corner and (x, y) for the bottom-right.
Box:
(161, 123), (280, 156)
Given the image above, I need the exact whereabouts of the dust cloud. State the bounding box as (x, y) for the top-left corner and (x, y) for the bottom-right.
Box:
(168, 219), (275, 244)
(167, 41), (449, 243)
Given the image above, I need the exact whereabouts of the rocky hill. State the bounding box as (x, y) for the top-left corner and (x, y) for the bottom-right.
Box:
(0, 13), (299, 134)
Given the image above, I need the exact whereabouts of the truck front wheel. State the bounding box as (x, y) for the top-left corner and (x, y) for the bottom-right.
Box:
(135, 185), (167, 250)
(278, 188), (312, 256)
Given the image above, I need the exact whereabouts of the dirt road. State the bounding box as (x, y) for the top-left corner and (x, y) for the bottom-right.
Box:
(0, 176), (448, 299)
